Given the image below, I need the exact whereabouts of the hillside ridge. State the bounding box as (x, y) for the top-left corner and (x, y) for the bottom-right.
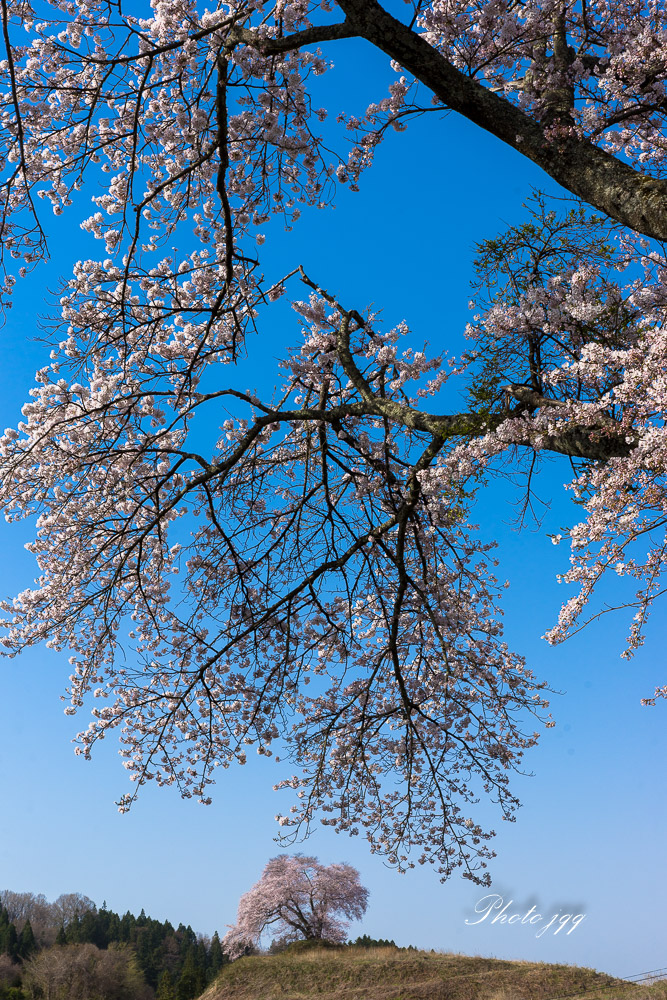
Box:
(200, 945), (667, 1000)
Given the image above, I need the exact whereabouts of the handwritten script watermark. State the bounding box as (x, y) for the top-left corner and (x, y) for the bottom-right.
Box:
(465, 894), (586, 938)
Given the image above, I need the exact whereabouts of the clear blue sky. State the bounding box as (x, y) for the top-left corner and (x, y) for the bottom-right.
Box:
(0, 27), (665, 981)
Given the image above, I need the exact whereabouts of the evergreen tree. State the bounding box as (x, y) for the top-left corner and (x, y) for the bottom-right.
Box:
(78, 908), (106, 947)
(55, 924), (67, 947)
(0, 906), (18, 961)
(176, 925), (196, 959)
(134, 920), (164, 989)
(195, 941), (207, 984)
(3, 925), (18, 963)
(352, 934), (397, 948)
(104, 910), (121, 944)
(156, 969), (177, 1000)
(207, 932), (224, 982)
(176, 951), (201, 1000)
(118, 911), (135, 943)
(66, 914), (81, 944)
(17, 919), (36, 959)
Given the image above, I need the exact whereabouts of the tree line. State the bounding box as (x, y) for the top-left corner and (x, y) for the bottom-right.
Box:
(0, 892), (227, 1000)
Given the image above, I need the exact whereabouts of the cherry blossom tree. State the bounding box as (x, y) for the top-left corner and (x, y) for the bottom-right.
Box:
(222, 854), (368, 959)
(0, 0), (665, 886)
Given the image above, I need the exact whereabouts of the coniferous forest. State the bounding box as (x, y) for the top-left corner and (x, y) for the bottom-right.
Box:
(0, 891), (227, 1000)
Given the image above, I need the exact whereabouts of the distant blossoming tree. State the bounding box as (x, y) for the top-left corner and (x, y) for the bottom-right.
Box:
(222, 855), (368, 959)
(0, 0), (665, 885)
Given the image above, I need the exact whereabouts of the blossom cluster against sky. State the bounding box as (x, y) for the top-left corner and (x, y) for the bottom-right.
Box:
(0, 32), (664, 978)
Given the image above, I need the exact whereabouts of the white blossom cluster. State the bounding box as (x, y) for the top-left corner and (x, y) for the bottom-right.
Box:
(0, 0), (665, 884)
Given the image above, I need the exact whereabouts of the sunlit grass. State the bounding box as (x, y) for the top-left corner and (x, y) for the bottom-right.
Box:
(200, 944), (666, 1000)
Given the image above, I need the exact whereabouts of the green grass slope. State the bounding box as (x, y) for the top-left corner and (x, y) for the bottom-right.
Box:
(200, 945), (667, 1000)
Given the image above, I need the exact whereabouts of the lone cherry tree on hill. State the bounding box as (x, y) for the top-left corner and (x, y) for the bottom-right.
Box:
(0, 0), (665, 885)
(222, 855), (368, 959)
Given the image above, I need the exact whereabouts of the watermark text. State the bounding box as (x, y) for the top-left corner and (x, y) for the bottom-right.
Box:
(465, 894), (586, 938)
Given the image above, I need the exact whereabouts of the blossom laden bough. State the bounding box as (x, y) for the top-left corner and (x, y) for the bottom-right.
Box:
(0, 0), (665, 886)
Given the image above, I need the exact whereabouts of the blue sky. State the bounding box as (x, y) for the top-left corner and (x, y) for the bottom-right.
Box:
(0, 26), (666, 982)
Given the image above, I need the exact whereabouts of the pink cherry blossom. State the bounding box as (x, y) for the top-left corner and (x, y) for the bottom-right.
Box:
(0, 0), (664, 887)
(222, 854), (368, 958)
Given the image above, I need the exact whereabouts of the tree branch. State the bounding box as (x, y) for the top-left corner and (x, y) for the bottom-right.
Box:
(230, 21), (357, 55)
(337, 0), (667, 240)
(297, 269), (634, 461)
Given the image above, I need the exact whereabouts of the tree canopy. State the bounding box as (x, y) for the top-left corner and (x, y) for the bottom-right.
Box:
(222, 855), (368, 959)
(0, 0), (665, 885)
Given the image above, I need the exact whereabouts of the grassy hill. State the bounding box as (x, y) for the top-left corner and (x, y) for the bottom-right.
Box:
(200, 945), (667, 1000)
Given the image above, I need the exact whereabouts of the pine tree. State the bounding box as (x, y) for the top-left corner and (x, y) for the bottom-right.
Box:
(118, 911), (135, 943)
(4, 924), (18, 963)
(17, 919), (36, 959)
(66, 914), (81, 944)
(195, 940), (207, 985)
(176, 950), (200, 1000)
(176, 925), (196, 959)
(0, 905), (19, 961)
(156, 969), (177, 1000)
(207, 932), (224, 981)
(55, 924), (67, 947)
(78, 909), (104, 947)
